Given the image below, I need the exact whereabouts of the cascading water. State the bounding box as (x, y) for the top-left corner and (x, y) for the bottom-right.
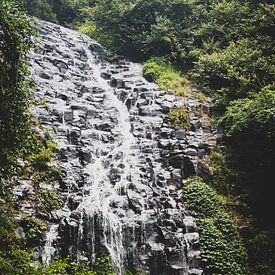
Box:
(30, 20), (216, 275)
(42, 224), (59, 264)
(76, 50), (139, 273)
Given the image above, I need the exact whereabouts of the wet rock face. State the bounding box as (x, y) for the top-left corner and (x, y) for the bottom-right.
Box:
(30, 21), (216, 275)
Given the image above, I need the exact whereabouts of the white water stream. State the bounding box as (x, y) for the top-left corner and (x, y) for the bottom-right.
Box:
(75, 48), (139, 274)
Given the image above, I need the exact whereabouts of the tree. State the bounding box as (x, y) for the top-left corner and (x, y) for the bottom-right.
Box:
(0, 0), (35, 172)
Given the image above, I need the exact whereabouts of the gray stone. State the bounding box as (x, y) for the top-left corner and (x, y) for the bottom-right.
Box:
(175, 127), (186, 140)
(39, 71), (52, 79)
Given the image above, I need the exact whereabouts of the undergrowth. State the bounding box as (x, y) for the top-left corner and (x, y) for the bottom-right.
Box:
(183, 177), (248, 275)
(143, 57), (191, 96)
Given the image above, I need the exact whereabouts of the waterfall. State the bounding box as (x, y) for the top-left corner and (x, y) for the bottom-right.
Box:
(42, 224), (59, 264)
(71, 49), (139, 274)
(29, 20), (215, 275)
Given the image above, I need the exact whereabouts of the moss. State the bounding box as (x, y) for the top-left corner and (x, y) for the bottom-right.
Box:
(167, 107), (191, 129)
(183, 177), (248, 275)
(143, 57), (191, 96)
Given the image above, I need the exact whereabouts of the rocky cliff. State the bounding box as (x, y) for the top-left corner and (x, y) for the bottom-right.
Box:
(28, 21), (216, 275)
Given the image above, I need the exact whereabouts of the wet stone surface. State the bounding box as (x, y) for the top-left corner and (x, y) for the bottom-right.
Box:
(29, 20), (216, 275)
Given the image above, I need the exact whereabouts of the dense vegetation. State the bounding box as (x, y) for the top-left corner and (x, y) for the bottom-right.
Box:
(0, 0), (35, 173)
(183, 177), (248, 275)
(2, 0), (274, 274)
(20, 0), (93, 26)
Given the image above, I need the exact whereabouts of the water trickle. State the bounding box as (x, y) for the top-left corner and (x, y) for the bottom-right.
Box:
(42, 224), (59, 264)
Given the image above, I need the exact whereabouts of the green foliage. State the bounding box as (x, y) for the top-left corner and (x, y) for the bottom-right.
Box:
(87, 0), (193, 61)
(0, 0), (36, 174)
(220, 90), (275, 180)
(78, 22), (97, 37)
(23, 138), (64, 185)
(39, 256), (116, 275)
(36, 188), (64, 212)
(0, 3), (44, 273)
(0, 200), (37, 274)
(83, 0), (274, 104)
(143, 57), (190, 95)
(199, 150), (235, 195)
(183, 177), (248, 274)
(247, 229), (275, 275)
(191, 39), (275, 105)
(167, 107), (191, 129)
(0, 4), (65, 273)
(221, 89), (275, 142)
(21, 217), (47, 244)
(28, 141), (56, 170)
(21, 0), (57, 22)
(0, 248), (36, 275)
(219, 90), (275, 220)
(21, 0), (91, 26)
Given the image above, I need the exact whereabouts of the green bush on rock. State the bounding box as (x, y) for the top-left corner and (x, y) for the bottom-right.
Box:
(143, 57), (190, 96)
(199, 150), (235, 195)
(167, 107), (191, 129)
(183, 177), (248, 274)
(36, 188), (64, 212)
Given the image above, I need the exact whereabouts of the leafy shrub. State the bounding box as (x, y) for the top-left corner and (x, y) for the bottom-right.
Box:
(89, 0), (193, 61)
(36, 188), (64, 212)
(21, 217), (47, 244)
(247, 230), (275, 275)
(183, 177), (248, 274)
(78, 22), (97, 37)
(167, 107), (191, 129)
(143, 57), (190, 95)
(21, 0), (86, 26)
(199, 150), (235, 195)
(39, 256), (116, 275)
(220, 89), (275, 180)
(191, 39), (274, 105)
(28, 141), (56, 170)
(21, 0), (57, 22)
(0, 0), (36, 174)
(219, 89), (275, 215)
(25, 139), (64, 185)
(0, 248), (36, 275)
